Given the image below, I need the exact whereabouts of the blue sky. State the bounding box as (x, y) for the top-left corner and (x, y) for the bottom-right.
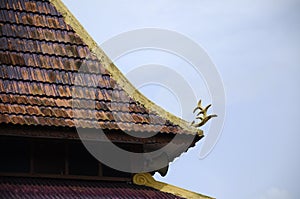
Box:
(62, 0), (300, 198)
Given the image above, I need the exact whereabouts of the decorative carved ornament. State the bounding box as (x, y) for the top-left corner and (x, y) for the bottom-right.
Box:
(191, 100), (217, 128)
(133, 173), (214, 199)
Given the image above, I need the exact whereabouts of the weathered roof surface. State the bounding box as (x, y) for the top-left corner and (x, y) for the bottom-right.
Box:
(0, 0), (202, 136)
(0, 176), (185, 199)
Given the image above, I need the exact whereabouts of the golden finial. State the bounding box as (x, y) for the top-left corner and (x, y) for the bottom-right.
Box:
(191, 100), (217, 128)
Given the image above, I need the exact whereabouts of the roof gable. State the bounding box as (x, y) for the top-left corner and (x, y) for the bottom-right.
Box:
(0, 0), (202, 136)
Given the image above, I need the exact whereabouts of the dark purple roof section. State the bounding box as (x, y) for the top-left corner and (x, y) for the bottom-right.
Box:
(0, 176), (185, 199)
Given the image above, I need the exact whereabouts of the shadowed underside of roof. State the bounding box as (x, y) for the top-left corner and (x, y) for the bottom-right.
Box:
(0, 0), (202, 136)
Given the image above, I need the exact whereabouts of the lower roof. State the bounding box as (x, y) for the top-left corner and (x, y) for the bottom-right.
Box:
(0, 176), (184, 199)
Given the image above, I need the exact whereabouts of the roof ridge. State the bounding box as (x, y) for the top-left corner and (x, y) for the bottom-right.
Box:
(48, 0), (202, 136)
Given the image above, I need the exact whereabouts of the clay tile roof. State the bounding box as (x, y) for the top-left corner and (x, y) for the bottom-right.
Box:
(0, 176), (185, 199)
(0, 0), (202, 136)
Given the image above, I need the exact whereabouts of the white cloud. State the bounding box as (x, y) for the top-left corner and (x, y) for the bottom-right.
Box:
(258, 187), (292, 199)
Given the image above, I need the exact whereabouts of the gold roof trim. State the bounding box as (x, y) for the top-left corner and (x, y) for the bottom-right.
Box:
(49, 0), (202, 136)
(133, 173), (214, 199)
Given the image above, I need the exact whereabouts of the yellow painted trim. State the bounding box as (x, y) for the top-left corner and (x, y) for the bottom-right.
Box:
(133, 173), (214, 199)
(49, 0), (203, 136)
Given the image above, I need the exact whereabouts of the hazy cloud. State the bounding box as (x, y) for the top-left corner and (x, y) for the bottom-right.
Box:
(258, 187), (292, 199)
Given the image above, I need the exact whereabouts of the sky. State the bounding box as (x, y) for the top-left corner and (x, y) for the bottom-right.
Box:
(62, 0), (300, 198)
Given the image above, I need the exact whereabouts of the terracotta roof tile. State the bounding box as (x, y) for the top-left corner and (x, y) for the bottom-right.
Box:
(0, 176), (185, 199)
(0, 0), (198, 136)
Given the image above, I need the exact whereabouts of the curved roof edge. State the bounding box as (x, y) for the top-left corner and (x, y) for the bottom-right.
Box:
(49, 0), (203, 136)
(133, 173), (214, 199)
